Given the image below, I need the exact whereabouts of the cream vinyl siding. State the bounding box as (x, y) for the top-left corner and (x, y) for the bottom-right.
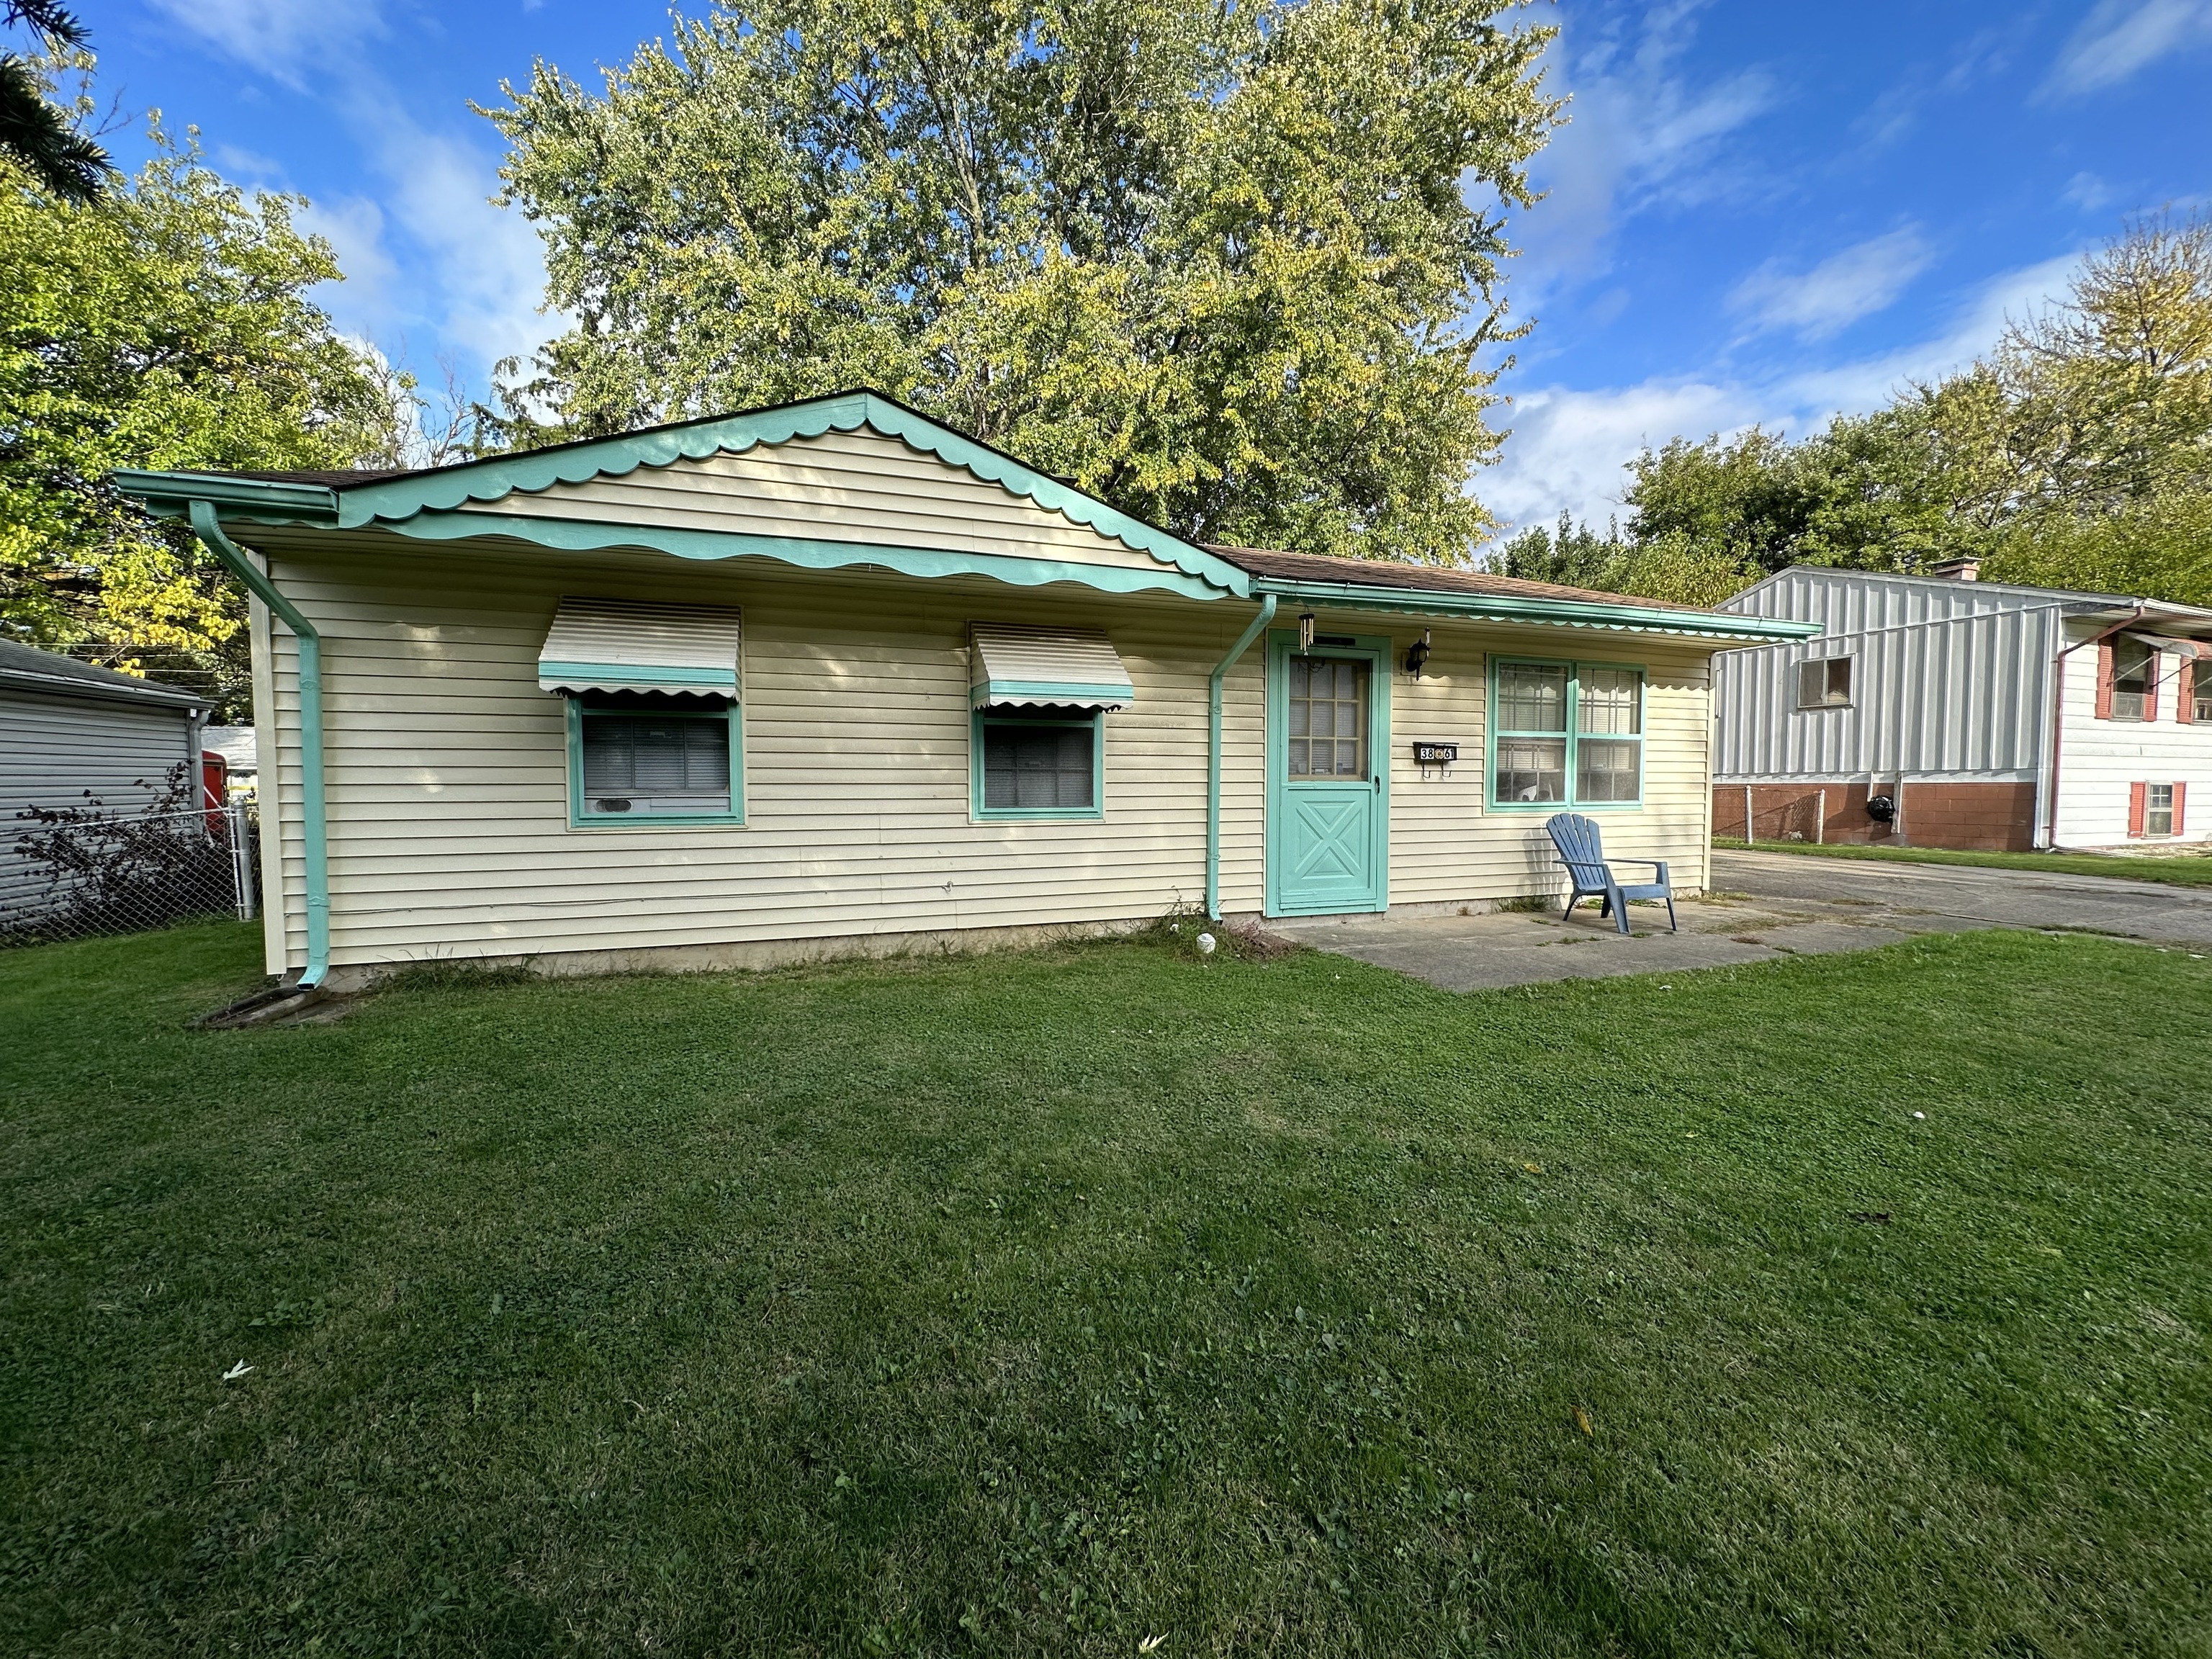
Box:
(457, 427), (1182, 582)
(241, 534), (1719, 976)
(1293, 612), (1714, 908)
(2051, 628), (2212, 845)
(246, 533), (1266, 974)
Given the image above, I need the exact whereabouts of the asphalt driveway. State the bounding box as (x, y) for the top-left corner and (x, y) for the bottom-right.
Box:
(1269, 848), (2212, 991)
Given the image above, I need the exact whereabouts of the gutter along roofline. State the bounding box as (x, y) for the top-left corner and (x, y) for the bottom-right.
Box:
(1246, 576), (1823, 642)
(181, 500), (331, 991)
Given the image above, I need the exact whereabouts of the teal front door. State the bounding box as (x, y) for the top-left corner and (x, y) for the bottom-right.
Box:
(1266, 633), (1390, 916)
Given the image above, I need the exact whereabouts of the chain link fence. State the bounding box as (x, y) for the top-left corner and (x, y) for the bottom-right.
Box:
(4, 774), (258, 948)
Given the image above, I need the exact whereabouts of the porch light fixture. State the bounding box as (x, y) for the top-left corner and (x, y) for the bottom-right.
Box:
(1298, 611), (1316, 652)
(1406, 629), (1432, 680)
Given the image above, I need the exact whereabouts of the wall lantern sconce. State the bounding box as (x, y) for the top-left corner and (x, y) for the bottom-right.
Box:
(1297, 611), (1316, 653)
(1405, 629), (1432, 680)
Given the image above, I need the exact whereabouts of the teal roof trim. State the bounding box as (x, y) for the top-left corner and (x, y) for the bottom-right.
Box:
(1248, 576), (1825, 643)
(112, 468), (338, 522)
(333, 391), (1249, 598)
(377, 510), (1231, 602)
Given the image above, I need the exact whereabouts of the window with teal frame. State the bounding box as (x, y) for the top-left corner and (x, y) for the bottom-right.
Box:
(971, 706), (1104, 820)
(1488, 660), (1644, 809)
(567, 691), (746, 827)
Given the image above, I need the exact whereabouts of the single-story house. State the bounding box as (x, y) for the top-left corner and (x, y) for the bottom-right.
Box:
(1713, 562), (2212, 850)
(1, 637), (212, 921)
(117, 390), (1816, 991)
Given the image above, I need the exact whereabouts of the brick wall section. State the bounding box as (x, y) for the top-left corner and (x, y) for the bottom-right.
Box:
(1714, 781), (2038, 851)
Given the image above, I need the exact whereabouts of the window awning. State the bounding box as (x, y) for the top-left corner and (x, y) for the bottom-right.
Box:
(970, 624), (1134, 710)
(2124, 631), (2203, 659)
(538, 597), (742, 696)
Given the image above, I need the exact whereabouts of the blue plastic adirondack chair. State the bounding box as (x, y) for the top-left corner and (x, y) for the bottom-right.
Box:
(1545, 813), (1677, 935)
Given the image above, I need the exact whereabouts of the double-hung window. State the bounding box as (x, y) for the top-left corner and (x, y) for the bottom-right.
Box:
(968, 623), (1130, 821)
(538, 596), (746, 827)
(572, 693), (739, 821)
(2110, 638), (2154, 721)
(1490, 660), (1645, 809)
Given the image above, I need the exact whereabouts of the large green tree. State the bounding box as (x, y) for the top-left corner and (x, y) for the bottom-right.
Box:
(1, 82), (402, 712)
(483, 0), (1560, 562)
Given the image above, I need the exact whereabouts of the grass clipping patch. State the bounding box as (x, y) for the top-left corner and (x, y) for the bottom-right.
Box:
(1139, 904), (1301, 963)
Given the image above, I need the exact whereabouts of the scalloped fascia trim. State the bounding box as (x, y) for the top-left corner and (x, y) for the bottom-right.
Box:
(335, 392), (1249, 598)
(374, 510), (1235, 603)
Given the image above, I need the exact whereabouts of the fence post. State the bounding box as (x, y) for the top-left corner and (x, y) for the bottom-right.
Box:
(230, 801), (258, 922)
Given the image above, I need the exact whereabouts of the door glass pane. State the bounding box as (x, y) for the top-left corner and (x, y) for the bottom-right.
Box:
(984, 720), (1094, 811)
(1577, 738), (1640, 802)
(1578, 669), (1642, 734)
(1287, 657), (1367, 778)
(1498, 663), (1568, 731)
(1496, 737), (1566, 802)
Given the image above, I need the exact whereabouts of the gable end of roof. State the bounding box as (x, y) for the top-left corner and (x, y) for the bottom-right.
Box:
(331, 391), (1249, 596)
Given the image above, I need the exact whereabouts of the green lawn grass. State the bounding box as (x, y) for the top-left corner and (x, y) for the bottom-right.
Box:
(4, 923), (2209, 1657)
(1714, 835), (2212, 886)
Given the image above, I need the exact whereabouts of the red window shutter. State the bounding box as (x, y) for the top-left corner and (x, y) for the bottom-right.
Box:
(2128, 781), (2146, 837)
(2095, 640), (2114, 719)
(2175, 782), (2188, 837)
(2146, 655), (2159, 721)
(2182, 660), (2198, 725)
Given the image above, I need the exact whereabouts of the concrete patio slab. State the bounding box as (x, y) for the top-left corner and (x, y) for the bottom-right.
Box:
(1269, 848), (2211, 992)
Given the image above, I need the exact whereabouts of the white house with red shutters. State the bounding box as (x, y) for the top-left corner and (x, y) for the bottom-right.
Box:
(1711, 564), (2212, 853)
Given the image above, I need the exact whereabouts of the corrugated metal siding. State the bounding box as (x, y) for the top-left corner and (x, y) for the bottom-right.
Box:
(240, 535), (1719, 973)
(1715, 570), (2058, 782)
(0, 688), (198, 915)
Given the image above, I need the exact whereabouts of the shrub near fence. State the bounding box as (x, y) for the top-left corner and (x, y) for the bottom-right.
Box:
(4, 764), (257, 946)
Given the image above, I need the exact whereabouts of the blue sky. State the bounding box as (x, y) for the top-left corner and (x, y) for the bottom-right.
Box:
(72, 0), (2212, 540)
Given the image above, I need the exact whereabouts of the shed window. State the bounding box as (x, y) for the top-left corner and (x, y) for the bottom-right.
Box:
(1797, 656), (1853, 709)
(1491, 661), (1644, 809)
(570, 692), (741, 823)
(2111, 638), (2154, 721)
(974, 708), (1101, 818)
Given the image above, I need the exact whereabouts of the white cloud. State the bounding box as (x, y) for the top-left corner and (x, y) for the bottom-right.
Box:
(146, 0), (549, 385)
(149, 0), (388, 90)
(1482, 378), (1776, 534)
(350, 108), (549, 372)
(295, 194), (400, 329)
(1480, 253), (2083, 539)
(1511, 1), (1777, 297)
(1728, 228), (1935, 342)
(2047, 0), (2212, 96)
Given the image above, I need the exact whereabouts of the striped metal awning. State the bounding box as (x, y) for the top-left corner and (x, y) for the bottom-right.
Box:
(969, 623), (1134, 710)
(538, 597), (743, 696)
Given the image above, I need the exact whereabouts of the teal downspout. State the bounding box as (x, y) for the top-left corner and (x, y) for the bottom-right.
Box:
(187, 500), (330, 989)
(1205, 594), (1277, 920)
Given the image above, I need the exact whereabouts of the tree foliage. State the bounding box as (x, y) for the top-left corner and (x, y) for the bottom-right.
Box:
(484, 0), (1560, 562)
(1510, 214), (2212, 608)
(0, 3), (109, 201)
(1, 76), (403, 712)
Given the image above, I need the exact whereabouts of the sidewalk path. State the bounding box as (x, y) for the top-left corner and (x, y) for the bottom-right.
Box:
(1266, 848), (2212, 992)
